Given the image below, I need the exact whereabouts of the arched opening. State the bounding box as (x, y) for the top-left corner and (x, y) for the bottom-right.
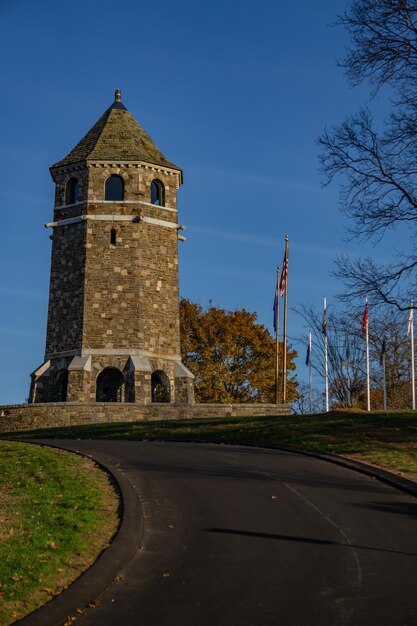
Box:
(151, 179), (165, 206)
(66, 177), (79, 205)
(105, 175), (124, 201)
(96, 367), (124, 402)
(151, 370), (171, 403)
(54, 369), (68, 402)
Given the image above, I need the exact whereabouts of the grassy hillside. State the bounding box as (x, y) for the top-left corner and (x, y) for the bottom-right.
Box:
(0, 442), (118, 625)
(4, 410), (417, 478)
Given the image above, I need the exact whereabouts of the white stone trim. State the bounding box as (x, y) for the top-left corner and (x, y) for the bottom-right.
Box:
(88, 215), (134, 222)
(45, 348), (182, 361)
(54, 200), (88, 210)
(141, 216), (179, 230)
(87, 160), (181, 176)
(127, 356), (152, 372)
(31, 360), (51, 378)
(52, 161), (181, 174)
(174, 361), (195, 379)
(138, 200), (177, 213)
(45, 216), (88, 228)
(53, 200), (177, 212)
(54, 201), (177, 213)
(68, 355), (92, 372)
(45, 214), (180, 230)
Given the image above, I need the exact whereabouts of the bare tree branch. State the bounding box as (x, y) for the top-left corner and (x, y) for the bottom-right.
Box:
(320, 1), (417, 308)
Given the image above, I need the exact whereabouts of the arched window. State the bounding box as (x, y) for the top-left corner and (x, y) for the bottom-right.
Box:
(96, 367), (124, 402)
(151, 179), (165, 206)
(105, 175), (124, 201)
(151, 370), (171, 403)
(66, 177), (79, 205)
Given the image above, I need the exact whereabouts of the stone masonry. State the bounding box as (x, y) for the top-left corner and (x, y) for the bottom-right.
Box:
(0, 402), (289, 433)
(29, 90), (195, 405)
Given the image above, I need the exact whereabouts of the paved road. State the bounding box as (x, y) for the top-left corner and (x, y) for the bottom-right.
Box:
(33, 441), (417, 625)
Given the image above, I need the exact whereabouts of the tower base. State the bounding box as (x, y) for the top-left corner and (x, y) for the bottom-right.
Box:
(29, 354), (195, 405)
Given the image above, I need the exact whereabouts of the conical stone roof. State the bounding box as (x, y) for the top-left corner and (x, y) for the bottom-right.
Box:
(51, 90), (180, 171)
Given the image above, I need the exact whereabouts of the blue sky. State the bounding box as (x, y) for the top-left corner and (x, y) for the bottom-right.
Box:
(0, 0), (390, 404)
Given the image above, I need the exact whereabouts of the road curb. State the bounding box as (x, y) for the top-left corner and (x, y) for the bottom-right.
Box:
(247, 441), (417, 497)
(140, 437), (417, 498)
(14, 440), (144, 626)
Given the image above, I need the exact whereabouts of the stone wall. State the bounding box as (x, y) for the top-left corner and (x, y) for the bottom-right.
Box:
(0, 403), (289, 434)
(45, 221), (87, 355)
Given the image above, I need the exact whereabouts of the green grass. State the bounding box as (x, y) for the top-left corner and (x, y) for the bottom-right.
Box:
(0, 442), (118, 626)
(4, 409), (417, 477)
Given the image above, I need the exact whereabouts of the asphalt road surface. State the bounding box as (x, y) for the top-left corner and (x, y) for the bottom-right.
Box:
(43, 441), (417, 625)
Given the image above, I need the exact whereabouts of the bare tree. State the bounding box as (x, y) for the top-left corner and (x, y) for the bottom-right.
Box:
(297, 305), (366, 408)
(368, 308), (412, 408)
(297, 303), (413, 409)
(319, 0), (417, 311)
(291, 382), (324, 415)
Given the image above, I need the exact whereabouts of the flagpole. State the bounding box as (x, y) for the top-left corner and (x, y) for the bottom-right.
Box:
(308, 331), (312, 414)
(282, 235), (289, 403)
(275, 266), (280, 405)
(410, 302), (415, 410)
(365, 297), (371, 412)
(382, 351), (387, 411)
(346, 340), (351, 407)
(323, 296), (329, 413)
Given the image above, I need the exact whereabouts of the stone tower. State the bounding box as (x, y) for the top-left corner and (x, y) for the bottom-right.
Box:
(29, 90), (194, 404)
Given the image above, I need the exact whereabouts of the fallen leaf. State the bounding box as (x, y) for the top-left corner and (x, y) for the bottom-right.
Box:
(41, 588), (56, 596)
(88, 600), (101, 609)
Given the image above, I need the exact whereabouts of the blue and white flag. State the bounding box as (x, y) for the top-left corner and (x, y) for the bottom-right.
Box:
(273, 288), (278, 333)
(305, 331), (312, 366)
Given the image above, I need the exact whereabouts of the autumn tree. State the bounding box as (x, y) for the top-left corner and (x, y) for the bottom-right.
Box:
(180, 299), (298, 403)
(319, 0), (417, 311)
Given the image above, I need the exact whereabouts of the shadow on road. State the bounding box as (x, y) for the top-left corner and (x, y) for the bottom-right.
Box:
(205, 527), (417, 558)
(352, 500), (417, 521)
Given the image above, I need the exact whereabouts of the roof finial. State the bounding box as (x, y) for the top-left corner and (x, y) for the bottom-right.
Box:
(115, 89), (122, 102)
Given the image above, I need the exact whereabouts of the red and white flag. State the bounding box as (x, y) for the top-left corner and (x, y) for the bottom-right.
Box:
(362, 301), (369, 334)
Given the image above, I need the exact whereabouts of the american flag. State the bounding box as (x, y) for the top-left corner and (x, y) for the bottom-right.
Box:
(279, 243), (288, 297)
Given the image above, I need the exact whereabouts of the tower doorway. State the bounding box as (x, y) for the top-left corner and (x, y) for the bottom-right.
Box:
(96, 367), (124, 402)
(151, 370), (171, 403)
(54, 369), (68, 402)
